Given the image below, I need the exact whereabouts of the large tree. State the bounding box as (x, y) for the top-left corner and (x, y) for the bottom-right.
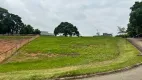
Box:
(2, 13), (24, 34)
(0, 7), (41, 35)
(20, 25), (33, 34)
(0, 7), (24, 35)
(34, 29), (41, 34)
(54, 22), (80, 37)
(127, 1), (142, 37)
(0, 7), (8, 34)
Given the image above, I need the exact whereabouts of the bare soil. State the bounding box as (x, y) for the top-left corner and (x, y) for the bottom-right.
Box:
(0, 35), (39, 63)
(0, 40), (19, 53)
(0, 39), (28, 62)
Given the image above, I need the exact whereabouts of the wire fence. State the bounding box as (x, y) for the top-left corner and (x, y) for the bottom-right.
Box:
(0, 35), (39, 63)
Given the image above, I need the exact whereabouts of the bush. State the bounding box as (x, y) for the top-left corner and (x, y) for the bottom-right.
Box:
(115, 34), (129, 38)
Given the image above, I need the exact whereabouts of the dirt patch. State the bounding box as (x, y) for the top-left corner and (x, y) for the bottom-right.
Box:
(61, 53), (80, 57)
(0, 40), (18, 53)
(0, 35), (39, 63)
(71, 44), (97, 49)
(25, 52), (80, 58)
(0, 39), (27, 62)
(27, 53), (59, 58)
(7, 52), (80, 63)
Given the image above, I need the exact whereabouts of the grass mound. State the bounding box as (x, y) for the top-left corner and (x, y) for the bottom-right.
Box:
(0, 36), (141, 80)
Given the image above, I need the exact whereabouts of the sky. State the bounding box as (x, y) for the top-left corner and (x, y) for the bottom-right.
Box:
(0, 0), (141, 36)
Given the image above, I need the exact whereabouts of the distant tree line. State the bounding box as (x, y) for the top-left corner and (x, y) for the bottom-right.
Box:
(54, 22), (80, 37)
(0, 7), (41, 35)
(127, 1), (142, 37)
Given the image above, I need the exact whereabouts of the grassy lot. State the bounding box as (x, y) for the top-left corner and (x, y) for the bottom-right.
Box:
(0, 36), (142, 80)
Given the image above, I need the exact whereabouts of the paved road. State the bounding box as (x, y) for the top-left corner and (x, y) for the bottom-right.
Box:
(128, 38), (142, 56)
(77, 66), (142, 80)
(77, 38), (142, 80)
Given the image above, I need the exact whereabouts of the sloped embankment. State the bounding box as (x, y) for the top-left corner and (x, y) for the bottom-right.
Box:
(0, 35), (39, 63)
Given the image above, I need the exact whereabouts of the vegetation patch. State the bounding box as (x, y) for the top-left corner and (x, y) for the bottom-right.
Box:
(0, 36), (142, 80)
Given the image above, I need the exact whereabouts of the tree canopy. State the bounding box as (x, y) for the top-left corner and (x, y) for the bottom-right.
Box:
(127, 1), (142, 37)
(0, 7), (40, 35)
(54, 22), (80, 37)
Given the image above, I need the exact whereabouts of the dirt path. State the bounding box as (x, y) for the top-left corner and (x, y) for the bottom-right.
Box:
(77, 38), (142, 80)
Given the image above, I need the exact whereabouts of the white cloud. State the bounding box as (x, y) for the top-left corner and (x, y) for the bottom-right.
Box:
(0, 0), (141, 36)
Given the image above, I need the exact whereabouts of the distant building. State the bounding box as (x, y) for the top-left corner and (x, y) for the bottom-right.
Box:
(103, 33), (112, 36)
(41, 31), (54, 36)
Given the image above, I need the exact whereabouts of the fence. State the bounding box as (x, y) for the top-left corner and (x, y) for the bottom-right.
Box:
(0, 35), (39, 63)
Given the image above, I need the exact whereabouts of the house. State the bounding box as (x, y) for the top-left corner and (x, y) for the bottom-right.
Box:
(103, 33), (112, 36)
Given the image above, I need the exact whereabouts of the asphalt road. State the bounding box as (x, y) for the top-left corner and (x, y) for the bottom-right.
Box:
(77, 66), (142, 80)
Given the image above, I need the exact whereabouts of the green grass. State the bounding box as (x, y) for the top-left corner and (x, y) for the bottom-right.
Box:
(0, 36), (141, 80)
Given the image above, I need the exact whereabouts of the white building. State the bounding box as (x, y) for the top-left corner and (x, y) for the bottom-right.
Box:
(41, 31), (54, 36)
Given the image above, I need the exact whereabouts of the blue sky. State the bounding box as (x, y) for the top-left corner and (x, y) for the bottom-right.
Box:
(0, 0), (141, 36)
